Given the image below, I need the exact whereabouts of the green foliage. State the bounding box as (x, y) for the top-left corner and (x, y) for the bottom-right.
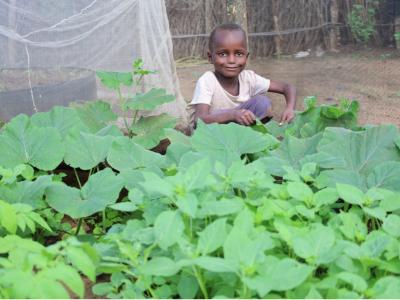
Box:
(348, 1), (377, 43)
(0, 114), (64, 170)
(0, 235), (98, 298)
(2, 86), (400, 298)
(96, 59), (176, 147)
(395, 32), (400, 42)
(0, 200), (52, 235)
(46, 168), (123, 219)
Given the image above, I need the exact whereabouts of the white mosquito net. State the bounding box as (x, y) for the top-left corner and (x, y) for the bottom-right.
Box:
(0, 0), (187, 125)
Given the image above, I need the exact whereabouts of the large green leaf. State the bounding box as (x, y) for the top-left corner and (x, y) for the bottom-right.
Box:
(223, 210), (274, 267)
(125, 88), (175, 111)
(244, 256), (313, 297)
(153, 210), (184, 250)
(96, 71), (133, 90)
(0, 175), (52, 208)
(284, 98), (359, 138)
(369, 276), (400, 298)
(0, 115), (64, 170)
(315, 125), (400, 191)
(197, 218), (227, 255)
(30, 106), (86, 138)
(382, 214), (400, 237)
(140, 257), (180, 276)
(71, 100), (117, 133)
(45, 168), (123, 218)
(0, 200), (17, 233)
(131, 114), (176, 149)
(366, 161), (400, 191)
(191, 121), (278, 166)
(64, 128), (115, 170)
(292, 223), (336, 264)
(259, 133), (321, 176)
(107, 137), (166, 171)
(193, 256), (238, 273)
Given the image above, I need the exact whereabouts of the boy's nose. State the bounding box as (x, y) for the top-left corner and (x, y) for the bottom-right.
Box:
(227, 54), (236, 63)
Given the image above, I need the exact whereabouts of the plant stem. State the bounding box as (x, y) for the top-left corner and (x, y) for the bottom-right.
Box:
(73, 168), (82, 188)
(143, 243), (157, 262)
(102, 210), (107, 233)
(117, 87), (130, 134)
(193, 266), (208, 299)
(75, 218), (83, 235)
(242, 282), (250, 298)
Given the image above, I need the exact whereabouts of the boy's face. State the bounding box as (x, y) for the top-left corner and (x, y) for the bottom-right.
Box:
(208, 29), (249, 79)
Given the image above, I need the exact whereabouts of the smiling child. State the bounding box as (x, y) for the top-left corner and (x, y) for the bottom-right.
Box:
(190, 23), (297, 128)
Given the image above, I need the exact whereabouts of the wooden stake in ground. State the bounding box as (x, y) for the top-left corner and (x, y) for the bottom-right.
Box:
(329, 0), (339, 52)
(205, 0), (214, 34)
(271, 0), (282, 59)
(231, 0), (249, 50)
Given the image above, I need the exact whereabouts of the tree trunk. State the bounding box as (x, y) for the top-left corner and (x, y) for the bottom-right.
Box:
(205, 0), (214, 34)
(271, 0), (282, 58)
(231, 0), (248, 51)
(232, 0), (247, 31)
(329, 0), (340, 51)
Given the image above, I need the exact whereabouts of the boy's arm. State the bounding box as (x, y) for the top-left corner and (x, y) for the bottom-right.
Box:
(268, 80), (297, 123)
(194, 104), (256, 126)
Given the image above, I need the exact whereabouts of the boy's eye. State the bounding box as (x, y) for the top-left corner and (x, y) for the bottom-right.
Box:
(235, 52), (245, 57)
(218, 52), (227, 57)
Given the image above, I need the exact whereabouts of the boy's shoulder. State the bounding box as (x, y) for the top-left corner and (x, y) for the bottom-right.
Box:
(197, 70), (216, 81)
(240, 69), (261, 79)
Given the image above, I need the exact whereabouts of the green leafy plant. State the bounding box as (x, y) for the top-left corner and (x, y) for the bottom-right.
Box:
(97, 59), (177, 148)
(0, 235), (99, 298)
(348, 1), (377, 43)
(395, 32), (400, 44)
(2, 65), (400, 299)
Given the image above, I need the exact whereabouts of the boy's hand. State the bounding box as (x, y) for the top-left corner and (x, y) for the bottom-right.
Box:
(280, 107), (295, 124)
(232, 109), (256, 126)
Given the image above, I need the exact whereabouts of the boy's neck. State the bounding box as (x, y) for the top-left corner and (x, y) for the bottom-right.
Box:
(214, 71), (239, 87)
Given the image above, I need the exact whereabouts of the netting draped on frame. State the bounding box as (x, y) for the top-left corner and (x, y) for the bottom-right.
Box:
(0, 0), (187, 124)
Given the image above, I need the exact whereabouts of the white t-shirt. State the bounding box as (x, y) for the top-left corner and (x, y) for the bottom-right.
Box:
(190, 70), (270, 113)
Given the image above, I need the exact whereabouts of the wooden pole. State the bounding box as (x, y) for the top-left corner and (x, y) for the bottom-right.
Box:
(271, 0), (282, 59)
(231, 0), (248, 48)
(232, 0), (248, 31)
(329, 0), (339, 52)
(205, 0), (214, 34)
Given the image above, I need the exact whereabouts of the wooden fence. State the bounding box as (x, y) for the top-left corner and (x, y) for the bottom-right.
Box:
(166, 0), (399, 58)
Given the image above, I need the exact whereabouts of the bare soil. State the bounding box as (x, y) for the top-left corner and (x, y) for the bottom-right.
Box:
(176, 48), (400, 126)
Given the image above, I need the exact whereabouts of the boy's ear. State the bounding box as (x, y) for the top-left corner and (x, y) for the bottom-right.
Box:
(207, 51), (213, 63)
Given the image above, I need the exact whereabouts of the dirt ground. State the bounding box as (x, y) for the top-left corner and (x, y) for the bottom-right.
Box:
(176, 48), (400, 126)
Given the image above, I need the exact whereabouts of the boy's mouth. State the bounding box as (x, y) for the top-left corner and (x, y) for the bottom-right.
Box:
(224, 66), (239, 71)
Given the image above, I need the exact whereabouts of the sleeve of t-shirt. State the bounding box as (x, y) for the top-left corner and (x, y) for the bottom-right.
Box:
(249, 71), (271, 96)
(190, 72), (215, 106)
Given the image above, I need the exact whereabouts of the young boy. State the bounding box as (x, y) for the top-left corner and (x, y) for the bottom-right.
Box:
(190, 23), (296, 127)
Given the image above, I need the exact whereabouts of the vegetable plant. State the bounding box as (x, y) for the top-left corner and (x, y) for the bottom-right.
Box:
(348, 0), (377, 44)
(0, 58), (400, 298)
(97, 59), (177, 148)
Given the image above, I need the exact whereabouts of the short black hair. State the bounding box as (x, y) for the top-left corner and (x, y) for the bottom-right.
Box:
(208, 23), (247, 51)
